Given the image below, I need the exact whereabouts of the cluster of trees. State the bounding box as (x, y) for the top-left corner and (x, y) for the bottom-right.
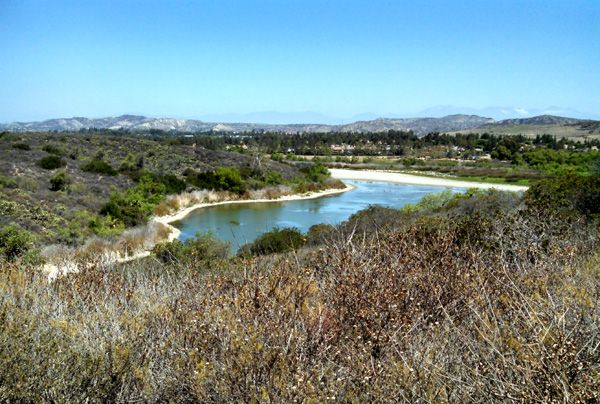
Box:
(162, 131), (600, 157)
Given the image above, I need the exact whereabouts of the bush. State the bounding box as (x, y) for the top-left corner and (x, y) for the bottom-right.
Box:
(400, 189), (458, 214)
(42, 144), (64, 156)
(0, 175), (18, 189)
(12, 142), (30, 151)
(306, 223), (335, 246)
(239, 227), (306, 256)
(100, 175), (175, 227)
(300, 163), (330, 183)
(37, 155), (66, 170)
(525, 174), (600, 220)
(0, 225), (35, 262)
(185, 167), (247, 195)
(49, 171), (71, 192)
(153, 233), (229, 264)
(81, 159), (118, 176)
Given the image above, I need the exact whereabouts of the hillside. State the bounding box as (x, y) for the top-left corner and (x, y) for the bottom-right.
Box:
(0, 176), (598, 402)
(454, 115), (600, 138)
(0, 131), (302, 245)
(1, 114), (494, 135)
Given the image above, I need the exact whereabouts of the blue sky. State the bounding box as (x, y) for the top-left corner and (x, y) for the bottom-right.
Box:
(0, 0), (599, 122)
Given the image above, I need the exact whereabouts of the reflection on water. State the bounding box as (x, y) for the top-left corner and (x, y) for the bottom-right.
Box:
(173, 180), (465, 253)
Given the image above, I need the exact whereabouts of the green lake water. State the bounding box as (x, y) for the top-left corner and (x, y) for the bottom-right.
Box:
(173, 180), (465, 253)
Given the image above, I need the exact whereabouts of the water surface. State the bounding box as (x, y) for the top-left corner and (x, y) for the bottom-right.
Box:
(173, 180), (464, 253)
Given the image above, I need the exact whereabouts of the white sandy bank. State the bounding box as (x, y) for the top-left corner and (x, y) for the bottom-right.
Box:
(329, 169), (529, 192)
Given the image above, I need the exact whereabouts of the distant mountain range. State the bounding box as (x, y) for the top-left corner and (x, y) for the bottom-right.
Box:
(0, 114), (596, 136)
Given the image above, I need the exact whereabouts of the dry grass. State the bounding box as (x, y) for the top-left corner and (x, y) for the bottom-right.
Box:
(41, 222), (174, 278)
(1, 207), (598, 402)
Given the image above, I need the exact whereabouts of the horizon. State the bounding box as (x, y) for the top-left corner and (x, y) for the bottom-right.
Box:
(0, 1), (598, 122)
(1, 107), (598, 127)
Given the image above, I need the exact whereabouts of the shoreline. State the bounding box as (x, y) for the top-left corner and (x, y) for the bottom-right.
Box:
(43, 170), (525, 280)
(329, 168), (529, 192)
(152, 182), (356, 242)
(43, 183), (354, 280)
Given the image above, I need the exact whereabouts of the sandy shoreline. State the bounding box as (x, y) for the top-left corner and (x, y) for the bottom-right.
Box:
(329, 168), (529, 192)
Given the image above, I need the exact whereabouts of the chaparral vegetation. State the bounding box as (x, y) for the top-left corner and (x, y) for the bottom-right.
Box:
(1, 132), (599, 400)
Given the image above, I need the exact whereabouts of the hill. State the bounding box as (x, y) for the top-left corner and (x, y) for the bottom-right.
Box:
(454, 115), (600, 138)
(0, 114), (494, 135)
(0, 131), (304, 245)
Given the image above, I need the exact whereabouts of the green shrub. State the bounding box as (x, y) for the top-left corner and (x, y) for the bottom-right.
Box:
(152, 173), (187, 194)
(153, 233), (229, 264)
(400, 190), (458, 214)
(306, 223), (335, 246)
(0, 175), (18, 189)
(81, 159), (118, 176)
(525, 174), (600, 220)
(37, 155), (66, 170)
(12, 142), (30, 151)
(185, 167), (247, 195)
(42, 144), (64, 156)
(0, 225), (35, 262)
(49, 171), (71, 192)
(239, 227), (306, 256)
(263, 171), (284, 186)
(300, 163), (330, 183)
(100, 175), (173, 227)
(271, 152), (285, 162)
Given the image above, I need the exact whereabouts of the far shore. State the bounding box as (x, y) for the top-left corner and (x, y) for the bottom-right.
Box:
(329, 168), (529, 192)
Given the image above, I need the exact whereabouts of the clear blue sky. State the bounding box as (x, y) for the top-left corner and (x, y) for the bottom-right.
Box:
(0, 0), (598, 122)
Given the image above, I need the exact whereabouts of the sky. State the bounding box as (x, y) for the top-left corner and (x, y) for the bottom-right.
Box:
(0, 0), (599, 123)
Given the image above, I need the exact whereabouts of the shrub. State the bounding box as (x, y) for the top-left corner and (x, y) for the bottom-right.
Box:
(0, 225), (35, 262)
(81, 159), (118, 176)
(0, 175), (18, 189)
(239, 227), (306, 256)
(42, 144), (64, 155)
(525, 174), (600, 220)
(263, 171), (284, 186)
(12, 142), (30, 151)
(300, 163), (330, 183)
(306, 223), (335, 246)
(37, 155), (66, 170)
(400, 189), (459, 214)
(185, 167), (247, 195)
(49, 171), (71, 192)
(153, 233), (229, 264)
(100, 175), (173, 227)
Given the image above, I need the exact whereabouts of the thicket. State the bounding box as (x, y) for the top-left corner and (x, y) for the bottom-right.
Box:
(81, 159), (118, 176)
(37, 155), (66, 170)
(42, 144), (65, 156)
(11, 142), (30, 151)
(153, 233), (229, 265)
(0, 177), (598, 401)
(0, 225), (41, 264)
(184, 166), (247, 195)
(49, 171), (71, 192)
(238, 227), (306, 256)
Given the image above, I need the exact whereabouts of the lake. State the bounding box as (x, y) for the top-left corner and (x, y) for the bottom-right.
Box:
(172, 180), (465, 253)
